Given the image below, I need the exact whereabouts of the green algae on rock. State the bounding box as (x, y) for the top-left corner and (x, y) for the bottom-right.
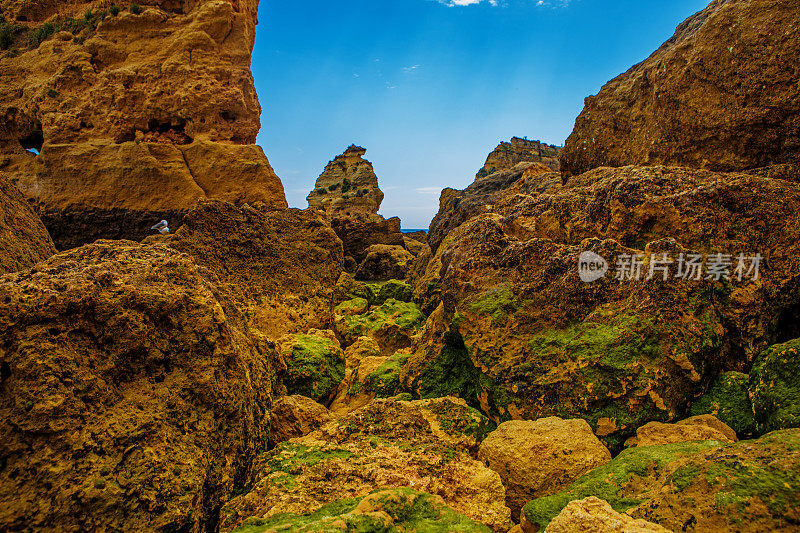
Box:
(231, 487), (492, 533)
(690, 371), (756, 437)
(523, 429), (800, 532)
(336, 299), (425, 355)
(749, 339), (800, 434)
(279, 333), (346, 403)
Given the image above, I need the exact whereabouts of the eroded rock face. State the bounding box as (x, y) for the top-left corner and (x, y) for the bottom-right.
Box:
(0, 241), (277, 532)
(477, 137), (560, 179)
(523, 430), (800, 532)
(478, 418), (611, 519)
(220, 397), (513, 533)
(307, 145), (384, 217)
(0, 0), (287, 247)
(268, 395), (331, 448)
(559, 0), (800, 178)
(544, 497), (670, 533)
(407, 163), (800, 450)
(0, 174), (55, 274)
(159, 200), (344, 339)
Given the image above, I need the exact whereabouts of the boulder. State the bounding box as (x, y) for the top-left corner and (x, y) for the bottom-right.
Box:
(269, 395), (332, 447)
(749, 338), (800, 434)
(0, 175), (55, 274)
(635, 416), (736, 447)
(221, 397), (512, 532)
(690, 371), (757, 437)
(162, 200), (344, 339)
(335, 298), (425, 356)
(544, 497), (670, 533)
(478, 417), (611, 519)
(559, 0), (800, 177)
(0, 241), (277, 532)
(228, 488), (493, 532)
(277, 331), (345, 405)
(355, 244), (414, 281)
(523, 430), (800, 532)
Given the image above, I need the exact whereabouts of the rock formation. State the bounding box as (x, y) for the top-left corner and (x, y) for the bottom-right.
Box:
(0, 174), (55, 274)
(306, 145), (415, 278)
(477, 137), (560, 178)
(544, 497), (670, 533)
(524, 429), (800, 532)
(0, 240), (278, 532)
(477, 417), (611, 519)
(307, 145), (384, 216)
(0, 0), (287, 248)
(156, 199), (344, 339)
(559, 0), (800, 178)
(221, 397), (513, 532)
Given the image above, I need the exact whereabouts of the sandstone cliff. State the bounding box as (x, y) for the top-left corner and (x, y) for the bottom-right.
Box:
(477, 137), (560, 178)
(307, 145), (384, 217)
(0, 174), (55, 274)
(560, 0), (800, 178)
(0, 0), (287, 248)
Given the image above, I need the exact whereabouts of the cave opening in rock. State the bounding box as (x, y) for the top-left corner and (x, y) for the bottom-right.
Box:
(19, 125), (43, 154)
(774, 301), (800, 344)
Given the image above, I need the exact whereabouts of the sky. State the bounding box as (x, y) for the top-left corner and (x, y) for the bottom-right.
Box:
(252, 0), (709, 229)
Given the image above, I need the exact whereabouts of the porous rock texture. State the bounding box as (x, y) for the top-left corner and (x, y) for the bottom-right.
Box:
(268, 395), (331, 448)
(0, 0), (287, 248)
(0, 174), (56, 274)
(156, 199), (344, 339)
(307, 145), (384, 216)
(523, 429), (800, 532)
(0, 240), (278, 532)
(477, 417), (611, 519)
(560, 0), (800, 178)
(306, 146), (413, 273)
(635, 415), (737, 447)
(544, 497), (670, 533)
(220, 397), (513, 533)
(407, 162), (800, 450)
(477, 137), (560, 178)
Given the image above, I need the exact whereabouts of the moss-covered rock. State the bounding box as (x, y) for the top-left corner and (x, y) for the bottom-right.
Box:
(232, 488), (492, 533)
(221, 397), (512, 532)
(523, 430), (800, 532)
(749, 339), (800, 434)
(522, 440), (721, 530)
(360, 353), (413, 398)
(334, 297), (369, 317)
(279, 332), (346, 403)
(690, 371), (756, 437)
(336, 299), (425, 355)
(374, 279), (414, 305)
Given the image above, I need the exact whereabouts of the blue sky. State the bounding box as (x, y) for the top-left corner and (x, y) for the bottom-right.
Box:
(253, 0), (709, 229)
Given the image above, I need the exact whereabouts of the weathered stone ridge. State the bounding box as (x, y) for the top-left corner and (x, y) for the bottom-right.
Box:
(0, 0), (287, 248)
(0, 174), (56, 274)
(477, 137), (560, 178)
(307, 145), (385, 216)
(560, 0), (800, 177)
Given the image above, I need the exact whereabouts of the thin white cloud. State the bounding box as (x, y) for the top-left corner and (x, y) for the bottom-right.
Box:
(416, 187), (443, 195)
(403, 65), (421, 73)
(434, 0), (569, 6)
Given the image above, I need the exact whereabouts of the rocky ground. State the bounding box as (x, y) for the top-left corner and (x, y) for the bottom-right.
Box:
(0, 0), (799, 532)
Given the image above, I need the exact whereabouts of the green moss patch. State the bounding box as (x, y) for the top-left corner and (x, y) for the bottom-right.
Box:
(361, 353), (413, 397)
(691, 371), (756, 436)
(342, 299), (425, 336)
(233, 488), (492, 533)
(469, 285), (520, 324)
(282, 334), (345, 402)
(749, 339), (800, 434)
(522, 440), (721, 530)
